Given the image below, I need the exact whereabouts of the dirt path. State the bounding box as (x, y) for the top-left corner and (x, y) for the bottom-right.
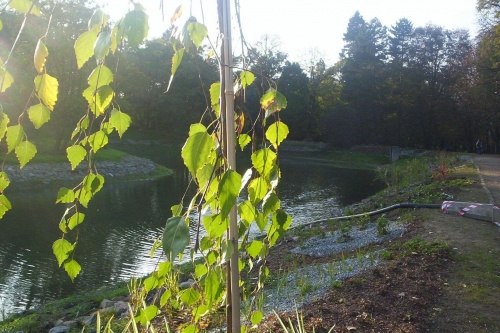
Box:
(420, 155), (500, 332)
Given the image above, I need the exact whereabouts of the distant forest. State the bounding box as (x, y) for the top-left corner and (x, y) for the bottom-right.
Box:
(2, 0), (500, 153)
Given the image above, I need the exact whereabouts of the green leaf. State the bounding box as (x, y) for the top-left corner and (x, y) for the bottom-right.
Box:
(124, 10), (149, 47)
(248, 177), (269, 205)
(52, 238), (73, 267)
(15, 140), (37, 168)
(251, 148), (277, 178)
(0, 113), (9, 141)
(238, 134), (251, 151)
(9, 0), (41, 16)
(135, 305), (158, 327)
(56, 188), (75, 204)
(209, 82), (220, 110)
(158, 261), (172, 276)
(263, 192), (280, 217)
(221, 239), (234, 263)
(166, 48), (185, 92)
(88, 9), (107, 32)
(0, 195), (12, 219)
(238, 201), (257, 227)
(34, 74), (58, 111)
(94, 85), (114, 114)
(88, 131), (108, 153)
(195, 264), (208, 278)
(109, 110), (131, 138)
(182, 325), (198, 333)
(66, 145), (87, 170)
(68, 212), (85, 230)
(6, 125), (24, 153)
(193, 304), (209, 321)
(181, 129), (215, 178)
(187, 22), (207, 50)
(94, 29), (111, 62)
(189, 123), (207, 135)
(110, 19), (124, 54)
(200, 237), (213, 251)
(265, 121), (289, 150)
(34, 39), (48, 74)
(0, 172), (10, 192)
(75, 30), (98, 69)
(0, 67), (13, 93)
(88, 65), (114, 88)
(247, 240), (263, 259)
(160, 290), (171, 307)
(144, 275), (159, 292)
(28, 103), (50, 129)
(75, 188), (92, 208)
(64, 259), (81, 282)
(240, 71), (255, 89)
(251, 311), (263, 326)
(255, 212), (267, 232)
(219, 170), (241, 219)
(260, 88), (287, 119)
(272, 209), (292, 230)
(171, 204), (183, 217)
(204, 269), (222, 306)
(202, 214), (229, 239)
(180, 288), (201, 306)
(162, 217), (190, 261)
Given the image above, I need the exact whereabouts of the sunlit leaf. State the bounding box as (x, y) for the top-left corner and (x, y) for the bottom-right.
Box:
(221, 239), (234, 263)
(219, 170), (241, 219)
(56, 188), (75, 204)
(0, 172), (10, 192)
(68, 212), (85, 230)
(167, 48), (185, 91)
(181, 288), (201, 306)
(9, 0), (41, 16)
(251, 311), (263, 326)
(251, 148), (277, 178)
(265, 121), (289, 150)
(15, 140), (37, 168)
(34, 73), (58, 111)
(158, 261), (172, 277)
(260, 88), (287, 119)
(52, 238), (73, 267)
(248, 177), (269, 205)
(88, 130), (108, 153)
(182, 325), (198, 333)
(181, 128), (215, 178)
(162, 216), (190, 261)
(204, 270), (223, 306)
(160, 289), (171, 307)
(188, 22), (207, 50)
(0, 19), (2, 31)
(193, 304), (209, 322)
(0, 194), (11, 218)
(240, 71), (255, 89)
(94, 85), (114, 114)
(209, 82), (220, 115)
(34, 39), (48, 74)
(247, 240), (263, 259)
(94, 29), (111, 62)
(238, 133), (251, 151)
(144, 275), (159, 292)
(263, 192), (280, 217)
(195, 264), (208, 278)
(6, 125), (24, 153)
(75, 30), (98, 69)
(64, 260), (81, 282)
(238, 200), (257, 226)
(272, 209), (292, 230)
(170, 5), (183, 24)
(202, 214), (229, 239)
(110, 18), (124, 54)
(109, 110), (131, 138)
(28, 103), (50, 129)
(75, 188), (92, 208)
(0, 66), (14, 92)
(88, 65), (114, 88)
(124, 10), (149, 47)
(88, 9), (107, 32)
(0, 113), (9, 141)
(66, 145), (87, 170)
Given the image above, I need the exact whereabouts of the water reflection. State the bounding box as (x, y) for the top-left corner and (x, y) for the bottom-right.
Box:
(0, 150), (383, 319)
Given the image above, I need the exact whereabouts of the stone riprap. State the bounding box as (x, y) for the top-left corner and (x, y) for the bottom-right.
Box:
(3, 156), (157, 184)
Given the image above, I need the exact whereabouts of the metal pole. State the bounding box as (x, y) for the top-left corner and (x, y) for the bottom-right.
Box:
(220, 0), (241, 332)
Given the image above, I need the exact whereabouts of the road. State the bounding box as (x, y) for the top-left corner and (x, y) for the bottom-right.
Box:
(472, 154), (500, 204)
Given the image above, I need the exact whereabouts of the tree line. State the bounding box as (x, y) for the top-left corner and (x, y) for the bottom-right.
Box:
(2, 0), (500, 153)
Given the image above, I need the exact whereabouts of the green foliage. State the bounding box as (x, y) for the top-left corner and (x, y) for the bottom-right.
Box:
(376, 216), (389, 236)
(338, 221), (353, 242)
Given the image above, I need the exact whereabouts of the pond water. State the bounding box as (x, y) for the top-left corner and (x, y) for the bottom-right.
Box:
(0, 143), (384, 319)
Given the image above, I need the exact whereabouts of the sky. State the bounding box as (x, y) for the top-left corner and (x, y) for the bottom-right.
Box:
(100, 0), (480, 66)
